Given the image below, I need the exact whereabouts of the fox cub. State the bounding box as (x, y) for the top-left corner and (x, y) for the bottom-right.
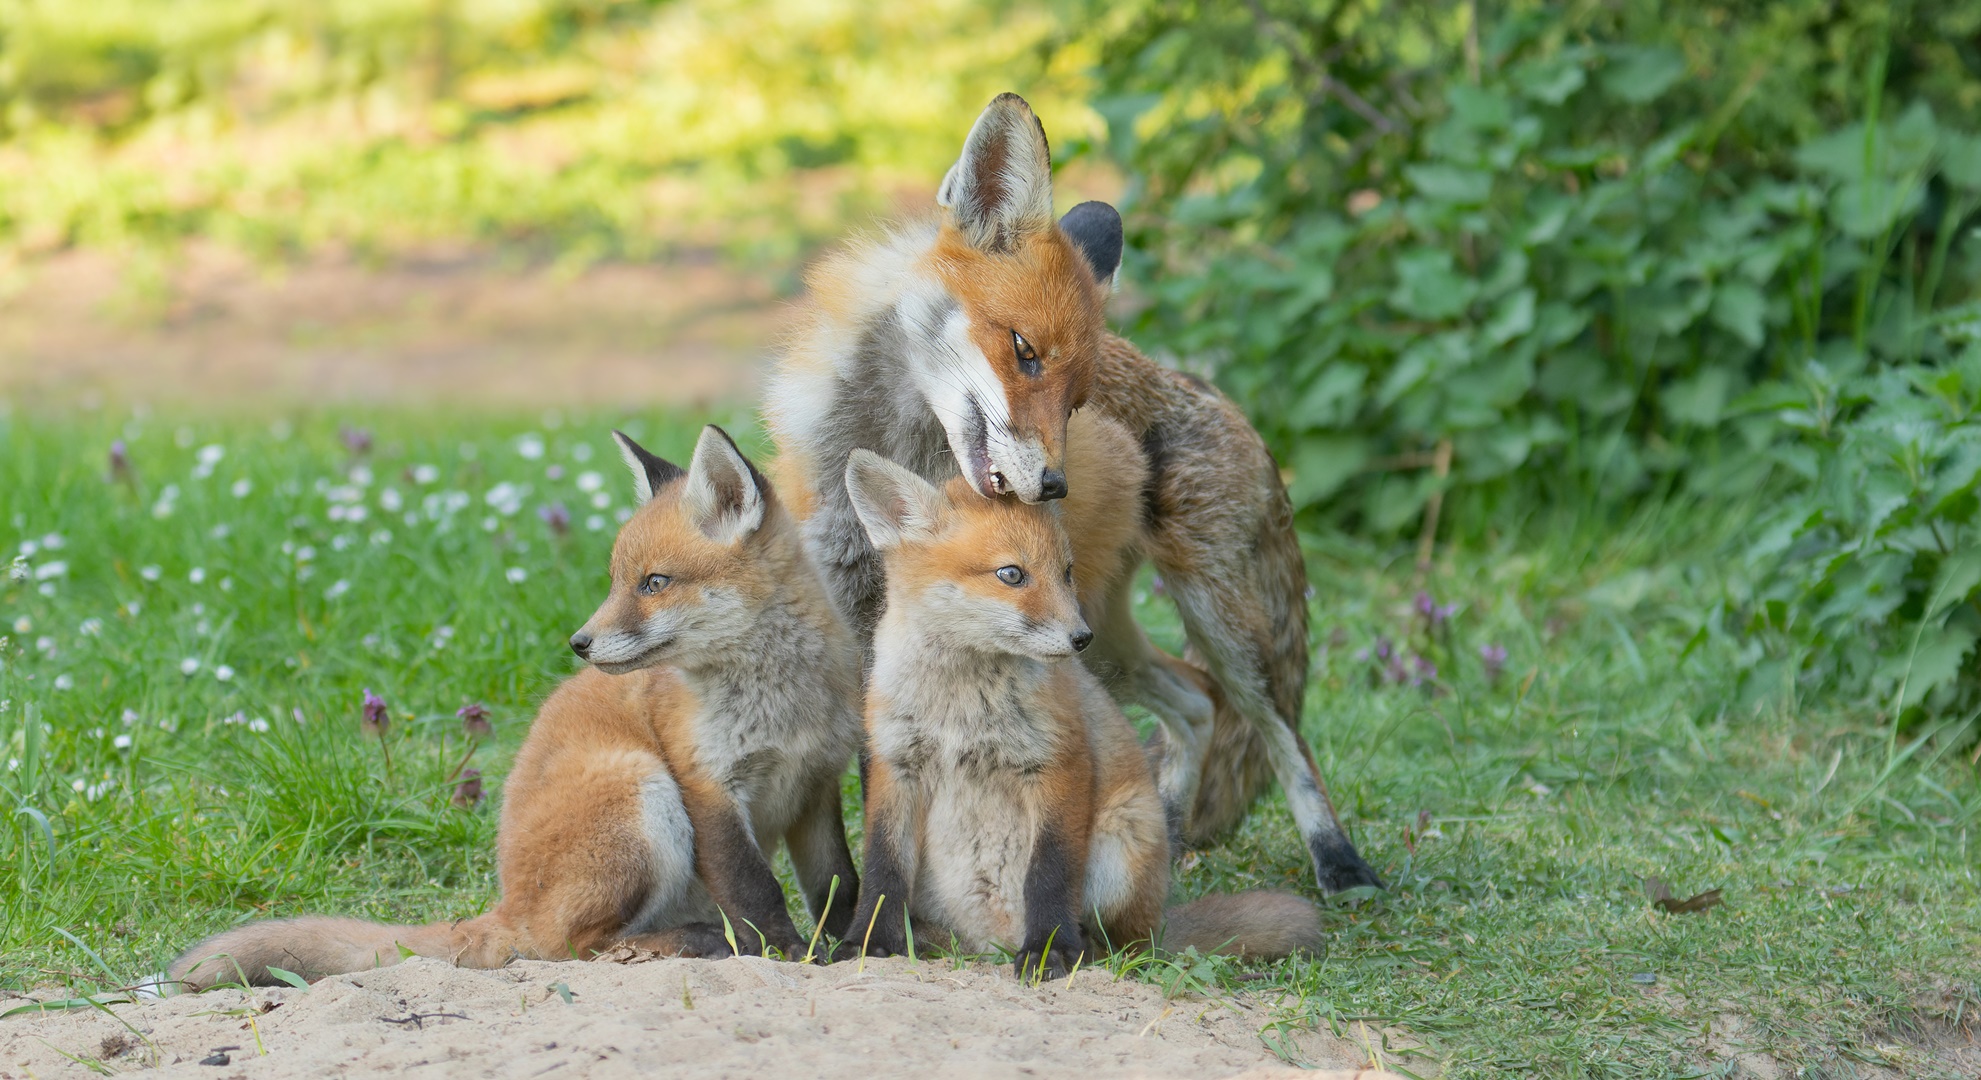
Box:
(171, 426), (862, 989)
(831, 414), (1320, 978)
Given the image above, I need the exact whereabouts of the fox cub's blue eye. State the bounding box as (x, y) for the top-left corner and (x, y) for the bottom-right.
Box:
(1011, 331), (1041, 377)
(640, 573), (671, 595)
(995, 566), (1025, 586)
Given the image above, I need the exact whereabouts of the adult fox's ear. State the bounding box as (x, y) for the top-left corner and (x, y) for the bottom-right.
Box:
(612, 430), (684, 504)
(1059, 201), (1122, 289)
(937, 92), (1054, 254)
(683, 425), (767, 543)
(844, 450), (943, 550)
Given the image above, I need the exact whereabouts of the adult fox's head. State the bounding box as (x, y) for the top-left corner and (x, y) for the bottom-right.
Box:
(913, 92), (1124, 504)
(569, 425), (785, 674)
(844, 448), (1092, 661)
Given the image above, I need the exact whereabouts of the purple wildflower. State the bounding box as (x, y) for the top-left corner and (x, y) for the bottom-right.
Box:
(458, 702), (493, 738)
(1480, 643), (1509, 683)
(1409, 653), (1437, 686)
(1415, 592), (1458, 628)
(360, 688), (390, 738)
(340, 424), (374, 457)
(539, 502), (571, 537)
(108, 440), (134, 483)
(452, 768), (485, 809)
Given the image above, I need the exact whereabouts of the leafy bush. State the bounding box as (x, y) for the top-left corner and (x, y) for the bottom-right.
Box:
(1082, 1), (1981, 721)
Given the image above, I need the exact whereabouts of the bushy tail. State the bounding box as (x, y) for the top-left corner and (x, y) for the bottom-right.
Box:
(168, 912), (519, 991)
(1160, 891), (1321, 960)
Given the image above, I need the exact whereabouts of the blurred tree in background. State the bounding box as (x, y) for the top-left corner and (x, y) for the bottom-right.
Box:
(0, 0), (1092, 265)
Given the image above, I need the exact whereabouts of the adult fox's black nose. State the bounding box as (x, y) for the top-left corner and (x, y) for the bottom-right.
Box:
(569, 631), (593, 659)
(1070, 628), (1093, 653)
(1039, 468), (1067, 501)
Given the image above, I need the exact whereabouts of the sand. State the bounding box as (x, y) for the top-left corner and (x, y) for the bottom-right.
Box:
(0, 955), (1409, 1079)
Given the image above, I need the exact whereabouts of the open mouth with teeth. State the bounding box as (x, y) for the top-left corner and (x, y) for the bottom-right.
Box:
(959, 394), (1000, 499)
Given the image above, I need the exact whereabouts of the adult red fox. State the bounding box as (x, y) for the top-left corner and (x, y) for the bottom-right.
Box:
(766, 92), (1381, 893)
(169, 427), (861, 989)
(830, 419), (1320, 977)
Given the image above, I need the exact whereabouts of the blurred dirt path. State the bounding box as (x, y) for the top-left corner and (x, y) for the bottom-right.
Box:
(0, 955), (1409, 1079)
(0, 246), (777, 411)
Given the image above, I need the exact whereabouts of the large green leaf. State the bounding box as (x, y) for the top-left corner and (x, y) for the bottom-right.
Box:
(1388, 249), (1477, 320)
(1663, 368), (1734, 426)
(1600, 47), (1686, 104)
(1405, 164), (1494, 205)
(1709, 281), (1768, 348)
(1286, 436), (1371, 508)
(1882, 621), (1977, 704)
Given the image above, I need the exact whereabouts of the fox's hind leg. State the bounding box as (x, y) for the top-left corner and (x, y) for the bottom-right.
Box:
(1081, 573), (1217, 853)
(1141, 414), (1383, 895)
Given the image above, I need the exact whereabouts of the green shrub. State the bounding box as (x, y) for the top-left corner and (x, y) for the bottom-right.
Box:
(1082, 1), (1981, 721)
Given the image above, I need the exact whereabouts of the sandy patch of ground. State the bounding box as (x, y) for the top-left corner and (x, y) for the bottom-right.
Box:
(0, 245), (776, 411)
(0, 956), (1409, 1079)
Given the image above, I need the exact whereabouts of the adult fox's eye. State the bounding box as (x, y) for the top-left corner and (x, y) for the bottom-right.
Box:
(640, 573), (671, 595)
(1064, 565), (1074, 585)
(995, 565), (1026, 587)
(1011, 331), (1041, 377)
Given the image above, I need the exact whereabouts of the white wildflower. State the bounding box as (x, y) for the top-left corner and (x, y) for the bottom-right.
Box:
(16, 539), (38, 558)
(576, 471), (604, 493)
(34, 560), (66, 580)
(214, 664), (235, 682)
(505, 567), (528, 584)
(140, 565), (162, 581)
(179, 657), (200, 675)
(248, 717), (269, 733)
(571, 443), (594, 463)
(325, 579), (352, 600)
(12, 616), (30, 634)
(349, 465), (374, 487)
(586, 514), (606, 532)
(113, 734), (133, 750)
(53, 674), (74, 690)
(79, 618), (103, 637)
(413, 464), (441, 485)
(379, 488), (404, 513)
(231, 479), (253, 498)
(188, 567), (206, 584)
(591, 492), (612, 510)
(40, 533), (63, 550)
(516, 434), (546, 460)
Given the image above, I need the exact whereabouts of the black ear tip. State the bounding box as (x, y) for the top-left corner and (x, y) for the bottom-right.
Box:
(1060, 201), (1124, 283)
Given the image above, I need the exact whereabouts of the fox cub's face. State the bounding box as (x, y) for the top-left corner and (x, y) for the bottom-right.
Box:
(570, 426), (780, 674)
(845, 448), (1092, 661)
(917, 93), (1124, 505)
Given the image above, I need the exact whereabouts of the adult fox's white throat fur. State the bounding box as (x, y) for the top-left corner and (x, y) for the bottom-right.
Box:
(169, 426), (862, 989)
(831, 439), (1322, 977)
(766, 91), (1382, 893)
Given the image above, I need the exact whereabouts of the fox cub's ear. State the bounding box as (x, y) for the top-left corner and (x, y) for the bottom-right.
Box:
(844, 450), (943, 550)
(684, 425), (767, 544)
(937, 92), (1054, 255)
(612, 430), (684, 504)
(1059, 201), (1122, 288)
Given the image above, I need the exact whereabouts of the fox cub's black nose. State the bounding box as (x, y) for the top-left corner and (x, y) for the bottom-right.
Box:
(1039, 468), (1067, 501)
(569, 631), (593, 659)
(1070, 628), (1093, 653)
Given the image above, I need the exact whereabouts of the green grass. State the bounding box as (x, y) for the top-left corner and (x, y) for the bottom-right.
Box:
(2, 408), (1976, 1078)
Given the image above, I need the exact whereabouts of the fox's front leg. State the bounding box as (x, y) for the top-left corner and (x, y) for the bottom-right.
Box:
(785, 774), (860, 941)
(1014, 817), (1091, 981)
(675, 776), (807, 959)
(832, 758), (914, 962)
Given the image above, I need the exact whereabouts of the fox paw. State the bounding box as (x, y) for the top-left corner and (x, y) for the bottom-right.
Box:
(1013, 937), (1086, 982)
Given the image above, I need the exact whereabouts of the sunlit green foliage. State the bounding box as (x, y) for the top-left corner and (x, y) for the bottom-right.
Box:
(0, 0), (1093, 264)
